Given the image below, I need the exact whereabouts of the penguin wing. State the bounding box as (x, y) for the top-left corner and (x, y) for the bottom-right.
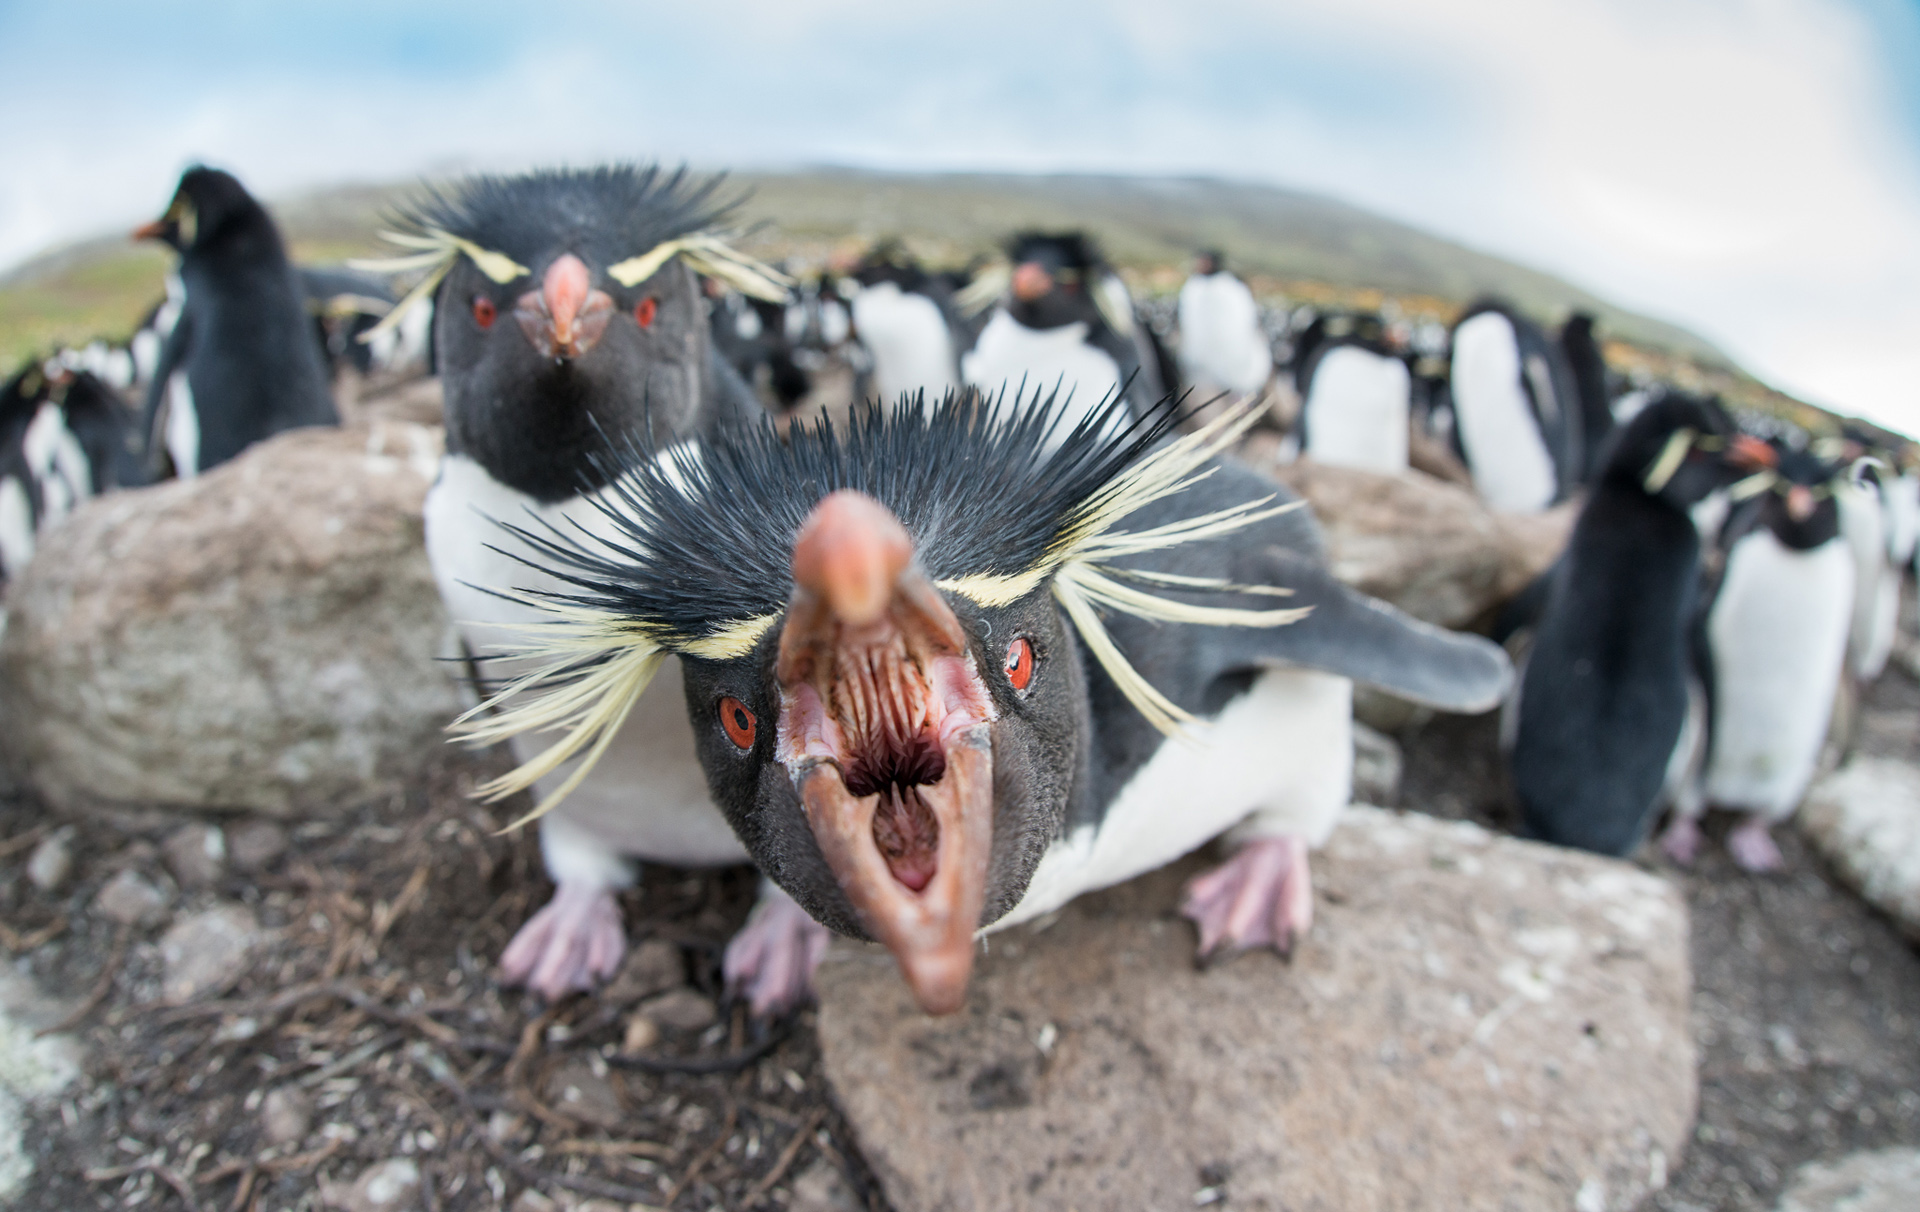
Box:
(1232, 546), (1514, 712)
(139, 310), (193, 457)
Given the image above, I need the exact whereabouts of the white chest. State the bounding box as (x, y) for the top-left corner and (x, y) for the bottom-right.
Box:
(1303, 345), (1411, 474)
(963, 310), (1122, 430)
(1450, 313), (1557, 513)
(850, 284), (958, 405)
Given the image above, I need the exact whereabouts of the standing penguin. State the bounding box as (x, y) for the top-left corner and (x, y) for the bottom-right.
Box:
(1507, 391), (1751, 855)
(846, 242), (962, 407)
(134, 167), (337, 477)
(1448, 300), (1582, 512)
(960, 232), (1163, 425)
(1838, 462), (1898, 682)
(1294, 335), (1412, 474)
(355, 165), (823, 1009)
(1662, 441), (1856, 871)
(0, 361), (144, 582)
(1175, 249), (1272, 397)
(460, 392), (1512, 1013)
(1558, 312), (1618, 483)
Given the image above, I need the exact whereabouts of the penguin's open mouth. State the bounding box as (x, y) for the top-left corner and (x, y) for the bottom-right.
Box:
(774, 491), (996, 1015)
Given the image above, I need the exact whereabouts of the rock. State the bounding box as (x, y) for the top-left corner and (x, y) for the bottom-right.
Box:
(508, 1192), (557, 1212)
(0, 967), (85, 1202)
(159, 905), (261, 1003)
(260, 1086), (313, 1146)
(227, 820), (289, 872)
(1265, 457), (1574, 629)
(1776, 1147), (1920, 1212)
(1801, 759), (1920, 940)
(817, 806), (1694, 1212)
(1352, 721), (1403, 805)
(91, 868), (173, 926)
(621, 1012), (662, 1055)
(604, 938), (685, 1005)
(789, 1158), (862, 1212)
(639, 987), (718, 1033)
(0, 423), (462, 817)
(161, 823), (226, 888)
(542, 1058), (625, 1130)
(485, 1110), (528, 1145)
(324, 1158), (422, 1212)
(24, 828), (73, 894)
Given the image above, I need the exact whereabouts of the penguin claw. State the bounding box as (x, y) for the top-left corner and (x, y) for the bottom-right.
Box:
(723, 886), (831, 1020)
(1727, 818), (1784, 873)
(1659, 816), (1703, 867)
(1181, 836), (1314, 963)
(500, 882), (627, 1000)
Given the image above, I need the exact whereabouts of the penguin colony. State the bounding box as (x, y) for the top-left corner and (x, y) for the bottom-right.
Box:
(13, 160), (1915, 1016)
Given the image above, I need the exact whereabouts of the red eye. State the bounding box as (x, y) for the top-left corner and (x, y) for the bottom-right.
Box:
(719, 697), (756, 749)
(471, 295), (496, 328)
(1005, 638), (1034, 692)
(634, 296), (658, 329)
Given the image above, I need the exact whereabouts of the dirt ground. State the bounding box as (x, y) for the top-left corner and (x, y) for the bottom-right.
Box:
(5, 655), (1919, 1212)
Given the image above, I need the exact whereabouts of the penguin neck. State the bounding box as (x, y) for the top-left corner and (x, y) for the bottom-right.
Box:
(1009, 290), (1100, 333)
(1761, 493), (1840, 550)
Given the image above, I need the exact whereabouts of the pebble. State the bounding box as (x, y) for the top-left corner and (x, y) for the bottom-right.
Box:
(622, 1011), (663, 1054)
(485, 1110), (527, 1145)
(91, 868), (173, 926)
(639, 987), (717, 1033)
(161, 823), (226, 888)
(328, 1158), (421, 1212)
(159, 905), (261, 1003)
(790, 1158), (862, 1212)
(508, 1192), (556, 1212)
(260, 1086), (312, 1146)
(227, 820), (289, 872)
(543, 1058), (625, 1130)
(604, 938), (685, 1005)
(25, 828), (74, 893)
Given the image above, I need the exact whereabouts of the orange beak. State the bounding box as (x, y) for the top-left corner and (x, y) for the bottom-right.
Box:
(1011, 262), (1053, 303)
(132, 220), (169, 242)
(1728, 434), (1778, 472)
(514, 253), (614, 359)
(777, 491), (995, 1015)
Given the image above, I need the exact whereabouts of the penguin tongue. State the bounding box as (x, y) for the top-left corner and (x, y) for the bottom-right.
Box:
(778, 491), (995, 1015)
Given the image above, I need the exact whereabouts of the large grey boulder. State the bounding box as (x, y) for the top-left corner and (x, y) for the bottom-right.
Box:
(0, 422), (461, 817)
(1800, 758), (1920, 941)
(817, 806), (1694, 1212)
(1261, 454), (1574, 629)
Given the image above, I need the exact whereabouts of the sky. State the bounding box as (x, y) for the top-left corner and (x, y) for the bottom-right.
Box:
(3, 0), (1918, 434)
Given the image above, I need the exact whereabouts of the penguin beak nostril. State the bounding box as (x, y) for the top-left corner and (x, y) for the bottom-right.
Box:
(514, 253), (614, 359)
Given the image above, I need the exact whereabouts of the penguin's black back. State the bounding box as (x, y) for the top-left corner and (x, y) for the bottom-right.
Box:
(1560, 313), (1615, 482)
(156, 168), (336, 470)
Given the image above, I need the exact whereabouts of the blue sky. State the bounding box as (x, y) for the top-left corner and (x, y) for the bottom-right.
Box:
(4, 0), (1919, 433)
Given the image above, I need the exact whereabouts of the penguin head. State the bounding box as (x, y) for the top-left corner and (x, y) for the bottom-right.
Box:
(134, 166), (264, 254)
(458, 390), (1293, 1012)
(381, 166), (786, 501)
(1608, 388), (1740, 507)
(1006, 231), (1109, 327)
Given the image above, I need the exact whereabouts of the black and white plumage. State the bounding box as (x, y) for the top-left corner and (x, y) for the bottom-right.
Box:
(1664, 440), (1856, 872)
(364, 165), (801, 1006)
(135, 167), (337, 478)
(0, 362), (143, 582)
(960, 232), (1164, 428)
(1175, 250), (1272, 397)
(847, 243), (963, 407)
(1506, 391), (1747, 856)
(1558, 312), (1617, 482)
(1447, 300), (1583, 512)
(1294, 335), (1412, 473)
(462, 391), (1512, 1013)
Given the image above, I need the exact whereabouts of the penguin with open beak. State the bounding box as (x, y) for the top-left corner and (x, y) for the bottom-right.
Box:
(354, 166), (809, 1009)
(464, 390), (1512, 1014)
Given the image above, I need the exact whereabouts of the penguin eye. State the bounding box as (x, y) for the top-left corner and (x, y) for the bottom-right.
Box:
(1005, 637), (1035, 692)
(634, 296), (658, 329)
(718, 696), (757, 750)
(471, 295), (497, 329)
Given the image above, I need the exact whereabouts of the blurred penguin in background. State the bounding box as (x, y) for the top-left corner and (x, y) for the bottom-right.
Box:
(134, 167), (337, 478)
(0, 360), (144, 584)
(1448, 299), (1583, 512)
(1176, 249), (1272, 398)
(846, 240), (961, 407)
(1559, 312), (1619, 482)
(1663, 440), (1856, 872)
(1294, 328), (1411, 474)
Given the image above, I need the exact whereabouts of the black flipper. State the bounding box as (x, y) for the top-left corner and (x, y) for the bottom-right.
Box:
(1491, 557), (1562, 645)
(1244, 548), (1513, 712)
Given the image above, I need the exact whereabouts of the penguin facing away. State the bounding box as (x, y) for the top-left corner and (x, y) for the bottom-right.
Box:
(356, 165), (815, 1009)
(1295, 335), (1412, 474)
(1448, 300), (1582, 512)
(1663, 440), (1856, 872)
(134, 167), (337, 478)
(1507, 391), (1752, 856)
(961, 232), (1161, 427)
(462, 391), (1511, 1014)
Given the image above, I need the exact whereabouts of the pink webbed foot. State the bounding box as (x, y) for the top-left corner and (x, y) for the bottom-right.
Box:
(500, 881), (627, 999)
(1727, 817), (1784, 873)
(723, 886), (831, 1019)
(1659, 815), (1703, 867)
(1181, 835), (1315, 960)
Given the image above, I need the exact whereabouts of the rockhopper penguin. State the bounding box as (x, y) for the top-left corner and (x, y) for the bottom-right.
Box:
(134, 166), (337, 477)
(459, 391), (1512, 1014)
(1175, 249), (1273, 398)
(1506, 391), (1758, 856)
(1447, 299), (1583, 512)
(354, 165), (814, 1007)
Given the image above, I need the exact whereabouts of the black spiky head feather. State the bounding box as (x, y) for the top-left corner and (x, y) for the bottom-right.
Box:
(395, 164), (739, 279)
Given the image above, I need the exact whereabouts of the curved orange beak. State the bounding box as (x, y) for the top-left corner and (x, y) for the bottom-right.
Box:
(1011, 261), (1054, 302)
(777, 491), (994, 1015)
(514, 253), (614, 359)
